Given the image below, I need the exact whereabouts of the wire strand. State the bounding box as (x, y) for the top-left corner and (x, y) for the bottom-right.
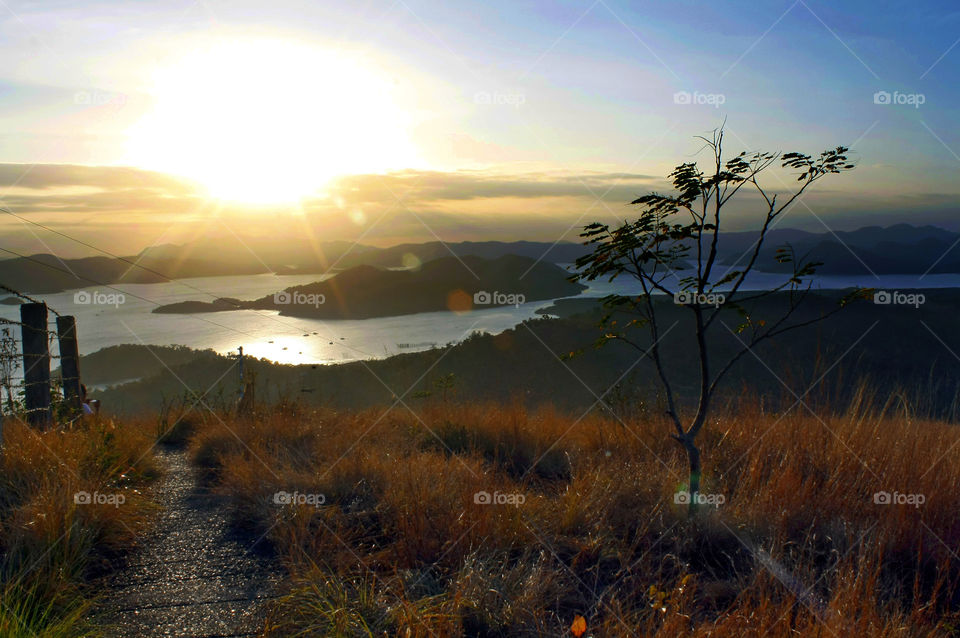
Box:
(0, 247), (265, 340)
(0, 283), (61, 315)
(0, 209), (375, 357)
(1, 206), (237, 306)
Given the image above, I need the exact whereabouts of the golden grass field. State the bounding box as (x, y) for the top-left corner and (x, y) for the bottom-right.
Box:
(181, 389), (960, 637)
(0, 417), (159, 637)
(2, 386), (958, 636)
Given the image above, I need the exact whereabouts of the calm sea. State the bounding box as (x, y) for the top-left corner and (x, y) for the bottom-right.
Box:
(2, 270), (957, 366)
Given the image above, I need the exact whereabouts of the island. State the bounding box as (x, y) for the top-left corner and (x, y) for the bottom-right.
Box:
(153, 254), (587, 319)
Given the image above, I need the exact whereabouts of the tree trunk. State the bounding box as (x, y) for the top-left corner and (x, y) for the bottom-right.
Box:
(684, 437), (702, 517)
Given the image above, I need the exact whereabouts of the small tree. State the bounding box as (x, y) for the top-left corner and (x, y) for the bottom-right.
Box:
(572, 127), (863, 514)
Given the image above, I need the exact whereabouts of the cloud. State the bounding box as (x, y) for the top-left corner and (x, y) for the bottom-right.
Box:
(1, 188), (206, 213)
(1, 163), (958, 259)
(0, 164), (660, 214)
(0, 163), (208, 220)
(313, 169), (662, 207)
(0, 163), (198, 193)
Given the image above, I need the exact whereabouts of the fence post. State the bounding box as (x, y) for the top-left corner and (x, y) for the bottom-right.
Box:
(237, 346), (244, 387)
(56, 315), (82, 415)
(20, 302), (51, 428)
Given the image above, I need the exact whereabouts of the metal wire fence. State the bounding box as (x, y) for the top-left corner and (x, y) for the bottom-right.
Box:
(0, 287), (67, 420)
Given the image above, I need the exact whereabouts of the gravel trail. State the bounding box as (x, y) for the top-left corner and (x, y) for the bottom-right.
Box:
(96, 448), (281, 637)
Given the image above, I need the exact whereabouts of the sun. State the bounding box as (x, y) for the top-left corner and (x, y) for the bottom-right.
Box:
(126, 38), (419, 204)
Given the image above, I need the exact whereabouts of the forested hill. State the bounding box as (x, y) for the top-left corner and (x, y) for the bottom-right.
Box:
(7, 224), (960, 294)
(153, 254), (586, 319)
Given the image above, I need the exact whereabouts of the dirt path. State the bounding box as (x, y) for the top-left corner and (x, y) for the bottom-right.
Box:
(96, 448), (282, 637)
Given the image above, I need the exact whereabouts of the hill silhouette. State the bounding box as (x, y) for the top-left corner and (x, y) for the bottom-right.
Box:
(153, 254), (586, 319)
(8, 225), (960, 294)
(88, 288), (960, 421)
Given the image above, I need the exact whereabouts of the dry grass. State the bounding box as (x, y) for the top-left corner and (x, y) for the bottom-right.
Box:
(0, 417), (160, 637)
(190, 394), (960, 637)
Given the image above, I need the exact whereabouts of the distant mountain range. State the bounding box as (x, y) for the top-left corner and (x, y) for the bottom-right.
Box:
(715, 223), (960, 274)
(152, 255), (586, 319)
(3, 224), (959, 295)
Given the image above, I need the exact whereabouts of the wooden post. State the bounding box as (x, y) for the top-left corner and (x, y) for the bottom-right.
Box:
(56, 315), (82, 415)
(20, 303), (51, 428)
(237, 346), (244, 387)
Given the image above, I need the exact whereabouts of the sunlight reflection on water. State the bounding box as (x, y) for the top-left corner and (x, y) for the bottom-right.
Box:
(3, 270), (959, 365)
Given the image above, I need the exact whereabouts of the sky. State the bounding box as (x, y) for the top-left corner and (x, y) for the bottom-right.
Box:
(0, 0), (958, 257)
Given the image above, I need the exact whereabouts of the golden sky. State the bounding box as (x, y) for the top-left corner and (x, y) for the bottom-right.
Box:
(1, 2), (958, 256)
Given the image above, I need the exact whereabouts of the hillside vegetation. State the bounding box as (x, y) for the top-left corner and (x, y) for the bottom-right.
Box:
(0, 418), (159, 636)
(9, 224), (960, 295)
(152, 255), (586, 319)
(181, 394), (960, 636)
(93, 289), (960, 419)
(1, 385), (957, 635)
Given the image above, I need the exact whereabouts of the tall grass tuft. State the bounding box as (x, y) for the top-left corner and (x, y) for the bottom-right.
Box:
(189, 393), (960, 636)
(0, 417), (159, 636)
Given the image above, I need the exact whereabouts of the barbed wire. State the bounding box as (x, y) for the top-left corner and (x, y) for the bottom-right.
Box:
(0, 280), (64, 375)
(0, 310), (61, 343)
(0, 324), (24, 406)
(0, 246), (265, 340)
(0, 206), (237, 308)
(0, 208), (375, 357)
(0, 317), (26, 328)
(0, 282), (61, 316)
(0, 306), (64, 399)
